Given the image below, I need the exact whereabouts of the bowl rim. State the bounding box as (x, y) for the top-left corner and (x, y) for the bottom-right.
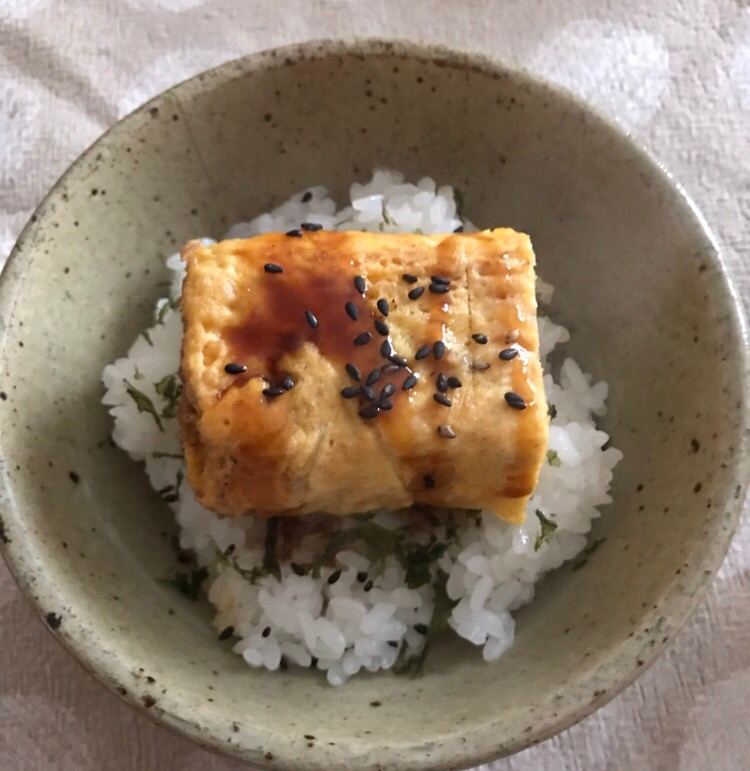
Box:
(1, 36), (748, 770)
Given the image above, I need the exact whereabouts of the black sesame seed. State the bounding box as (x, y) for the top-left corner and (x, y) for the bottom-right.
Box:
(415, 344), (431, 360)
(286, 229), (303, 237)
(224, 544), (236, 556)
(354, 275), (366, 294)
(219, 626), (234, 641)
(374, 319), (389, 336)
(262, 626), (271, 637)
(224, 362), (247, 375)
(504, 391), (527, 410)
(327, 569), (342, 585)
(431, 275), (451, 285)
(365, 369), (382, 387)
(364, 580), (374, 591)
(264, 262), (283, 273)
(402, 273), (418, 284)
(429, 283), (450, 294)
(359, 404), (380, 419)
(472, 333), (488, 344)
(345, 363), (361, 381)
(378, 399), (394, 411)
(354, 332), (372, 346)
(291, 562), (306, 576)
(263, 386), (286, 397)
(436, 373), (448, 392)
(380, 339), (392, 357)
(388, 354), (407, 367)
(382, 363), (400, 375)
(433, 341), (446, 359)
(453, 225), (464, 233)
(414, 623), (428, 635)
(447, 376), (462, 389)
(437, 424), (456, 438)
(402, 373), (418, 390)
(359, 384), (377, 402)
(300, 222), (323, 231)
(301, 191), (313, 203)
(423, 474), (435, 489)
(408, 286), (425, 300)
(356, 571), (368, 583)
(434, 393), (452, 407)
(345, 301), (359, 320)
(381, 383), (396, 399)
(499, 347), (519, 361)
(472, 361), (490, 371)
(377, 298), (390, 316)
(305, 310), (319, 329)
(281, 375), (295, 390)
(387, 640), (399, 648)
(341, 385), (361, 399)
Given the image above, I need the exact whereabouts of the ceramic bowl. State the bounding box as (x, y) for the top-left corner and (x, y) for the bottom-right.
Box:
(0, 39), (747, 770)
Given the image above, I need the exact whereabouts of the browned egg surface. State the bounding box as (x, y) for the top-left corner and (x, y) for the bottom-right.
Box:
(179, 229), (548, 523)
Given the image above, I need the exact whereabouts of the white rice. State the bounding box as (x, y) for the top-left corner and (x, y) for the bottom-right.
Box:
(102, 170), (622, 685)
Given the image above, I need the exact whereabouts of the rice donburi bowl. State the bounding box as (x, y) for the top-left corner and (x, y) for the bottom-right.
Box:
(103, 170), (622, 684)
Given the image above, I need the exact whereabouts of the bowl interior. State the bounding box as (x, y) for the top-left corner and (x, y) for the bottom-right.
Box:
(0, 41), (746, 770)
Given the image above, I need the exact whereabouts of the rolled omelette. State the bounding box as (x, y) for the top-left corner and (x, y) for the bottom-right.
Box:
(178, 229), (548, 524)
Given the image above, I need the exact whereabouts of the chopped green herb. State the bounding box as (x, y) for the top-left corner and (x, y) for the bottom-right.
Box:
(381, 202), (392, 226)
(398, 537), (447, 589)
(262, 518), (281, 581)
(141, 330), (154, 346)
(152, 451), (184, 459)
(155, 373), (182, 419)
(310, 523), (400, 577)
(546, 449), (562, 467)
(232, 563), (268, 584)
(548, 403), (557, 419)
(157, 296), (180, 324)
(155, 373), (179, 398)
(534, 509), (557, 551)
(394, 569), (456, 676)
(159, 567), (208, 600)
(124, 380), (163, 431)
(444, 511), (461, 543)
(133, 367), (144, 380)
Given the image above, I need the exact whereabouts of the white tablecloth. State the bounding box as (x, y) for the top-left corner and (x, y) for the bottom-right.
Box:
(1, 1), (749, 768)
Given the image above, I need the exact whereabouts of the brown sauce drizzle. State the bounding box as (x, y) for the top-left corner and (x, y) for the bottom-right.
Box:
(225, 235), (413, 404)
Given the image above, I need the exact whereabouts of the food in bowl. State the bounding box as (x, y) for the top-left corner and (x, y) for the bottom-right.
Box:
(102, 169), (622, 685)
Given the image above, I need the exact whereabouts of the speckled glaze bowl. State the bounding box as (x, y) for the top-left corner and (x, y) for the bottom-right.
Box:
(0, 39), (747, 770)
